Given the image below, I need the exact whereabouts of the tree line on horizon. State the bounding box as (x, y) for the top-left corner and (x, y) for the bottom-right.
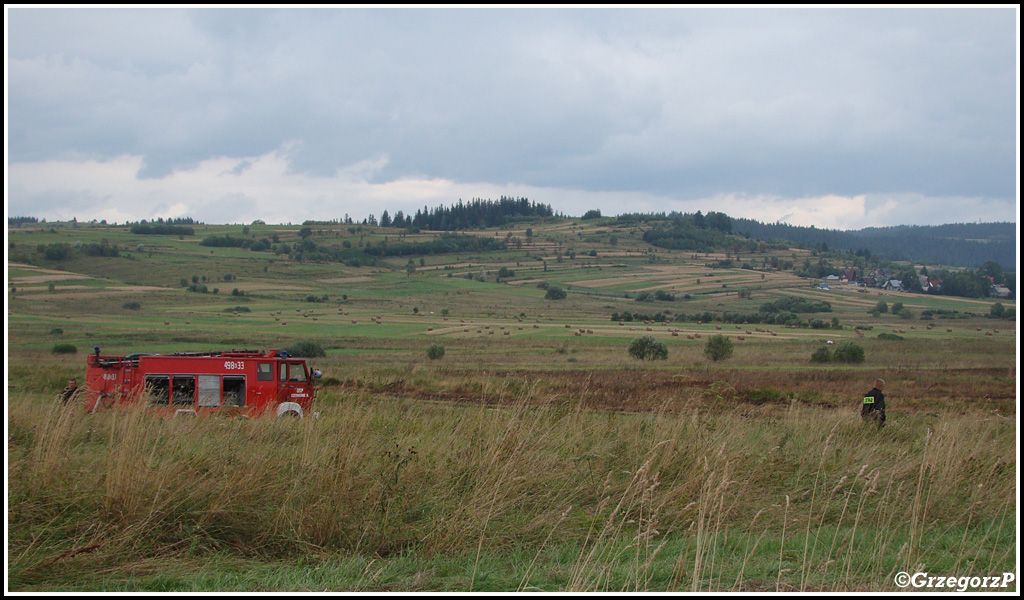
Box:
(373, 196), (556, 231)
(10, 202), (1014, 272)
(732, 218), (1016, 271)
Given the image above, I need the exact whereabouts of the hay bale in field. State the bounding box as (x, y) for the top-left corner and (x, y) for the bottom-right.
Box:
(672, 332), (679, 337)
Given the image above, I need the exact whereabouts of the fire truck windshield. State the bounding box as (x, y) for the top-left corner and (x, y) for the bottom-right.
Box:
(280, 362), (308, 382)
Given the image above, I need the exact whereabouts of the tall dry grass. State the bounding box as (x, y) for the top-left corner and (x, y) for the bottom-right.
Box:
(8, 381), (1016, 591)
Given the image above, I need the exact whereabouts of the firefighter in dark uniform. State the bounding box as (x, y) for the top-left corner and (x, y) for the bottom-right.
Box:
(59, 378), (79, 405)
(861, 378), (886, 428)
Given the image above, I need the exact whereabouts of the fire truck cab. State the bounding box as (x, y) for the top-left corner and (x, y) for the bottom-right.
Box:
(84, 349), (320, 418)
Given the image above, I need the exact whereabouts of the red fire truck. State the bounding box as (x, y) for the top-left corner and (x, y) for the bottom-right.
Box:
(84, 349), (321, 418)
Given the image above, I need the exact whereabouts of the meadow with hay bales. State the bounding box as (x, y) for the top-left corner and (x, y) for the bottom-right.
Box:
(6, 215), (1017, 592)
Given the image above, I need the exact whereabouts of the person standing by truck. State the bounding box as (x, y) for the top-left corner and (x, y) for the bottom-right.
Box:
(861, 378), (886, 428)
(59, 378), (79, 405)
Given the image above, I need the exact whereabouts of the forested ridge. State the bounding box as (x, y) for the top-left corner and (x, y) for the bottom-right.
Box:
(732, 219), (1016, 270)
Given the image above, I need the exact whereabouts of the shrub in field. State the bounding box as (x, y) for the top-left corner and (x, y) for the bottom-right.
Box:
(426, 343), (445, 360)
(49, 328), (64, 335)
(628, 336), (668, 361)
(704, 335), (734, 362)
(121, 301), (141, 310)
(810, 346), (832, 363)
(51, 343), (77, 354)
(544, 286), (567, 300)
(877, 333), (904, 341)
(283, 340), (326, 358)
(832, 341), (865, 363)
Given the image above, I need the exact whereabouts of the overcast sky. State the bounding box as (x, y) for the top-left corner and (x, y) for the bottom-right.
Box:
(5, 6), (1019, 229)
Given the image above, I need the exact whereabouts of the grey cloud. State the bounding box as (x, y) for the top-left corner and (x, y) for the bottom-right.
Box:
(6, 7), (1017, 227)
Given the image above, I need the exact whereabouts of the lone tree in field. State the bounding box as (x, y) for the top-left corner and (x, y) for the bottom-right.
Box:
(544, 286), (567, 300)
(704, 335), (734, 363)
(628, 336), (668, 361)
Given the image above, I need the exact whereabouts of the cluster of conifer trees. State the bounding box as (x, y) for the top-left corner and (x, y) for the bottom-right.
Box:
(376, 196), (555, 231)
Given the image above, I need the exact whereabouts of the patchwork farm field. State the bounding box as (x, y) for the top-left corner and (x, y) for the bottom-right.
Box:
(6, 219), (1017, 592)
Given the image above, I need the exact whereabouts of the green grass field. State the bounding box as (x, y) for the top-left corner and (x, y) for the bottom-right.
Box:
(6, 219), (1017, 592)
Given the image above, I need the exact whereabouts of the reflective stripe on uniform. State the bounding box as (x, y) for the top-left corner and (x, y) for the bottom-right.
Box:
(863, 396), (875, 404)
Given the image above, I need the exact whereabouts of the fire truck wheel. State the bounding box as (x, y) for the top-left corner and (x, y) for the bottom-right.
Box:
(276, 402), (304, 419)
